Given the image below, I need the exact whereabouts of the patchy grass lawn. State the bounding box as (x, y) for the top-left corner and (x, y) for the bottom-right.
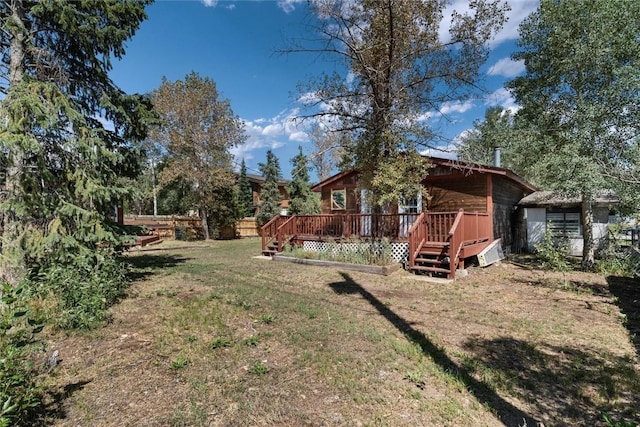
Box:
(42, 239), (639, 426)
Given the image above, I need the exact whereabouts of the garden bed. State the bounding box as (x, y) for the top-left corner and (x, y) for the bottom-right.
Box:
(272, 254), (402, 276)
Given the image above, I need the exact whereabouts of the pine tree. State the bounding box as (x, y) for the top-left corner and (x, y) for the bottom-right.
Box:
(287, 146), (320, 215)
(256, 150), (283, 226)
(0, 0), (154, 284)
(238, 159), (254, 218)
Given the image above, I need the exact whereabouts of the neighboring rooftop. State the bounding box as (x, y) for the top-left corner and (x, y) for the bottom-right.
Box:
(518, 190), (619, 208)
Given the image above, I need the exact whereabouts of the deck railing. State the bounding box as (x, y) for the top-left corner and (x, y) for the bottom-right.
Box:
(261, 214), (284, 251)
(291, 213), (420, 240)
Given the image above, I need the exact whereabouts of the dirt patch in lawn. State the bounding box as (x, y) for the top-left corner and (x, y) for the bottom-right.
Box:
(40, 240), (640, 426)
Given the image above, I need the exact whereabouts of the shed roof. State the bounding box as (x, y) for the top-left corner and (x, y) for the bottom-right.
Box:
(518, 190), (619, 208)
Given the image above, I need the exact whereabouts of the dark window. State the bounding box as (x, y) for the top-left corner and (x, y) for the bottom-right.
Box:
(547, 210), (581, 237)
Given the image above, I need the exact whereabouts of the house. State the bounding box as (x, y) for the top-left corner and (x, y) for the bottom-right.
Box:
(261, 156), (536, 279)
(518, 190), (619, 256)
(246, 173), (290, 217)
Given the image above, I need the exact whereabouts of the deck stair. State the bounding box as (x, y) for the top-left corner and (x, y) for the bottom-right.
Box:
(411, 241), (451, 277)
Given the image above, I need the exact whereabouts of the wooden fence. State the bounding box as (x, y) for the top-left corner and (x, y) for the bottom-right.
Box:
(236, 217), (260, 237)
(124, 215), (203, 240)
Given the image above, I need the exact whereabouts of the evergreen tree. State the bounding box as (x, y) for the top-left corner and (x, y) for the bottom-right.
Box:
(238, 159), (254, 218)
(0, 0), (154, 284)
(256, 150), (283, 226)
(287, 146), (320, 215)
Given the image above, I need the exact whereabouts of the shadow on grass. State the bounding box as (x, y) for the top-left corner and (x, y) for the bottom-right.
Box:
(31, 379), (92, 426)
(461, 337), (640, 425)
(607, 275), (640, 357)
(510, 275), (612, 298)
(125, 254), (192, 282)
(328, 272), (537, 426)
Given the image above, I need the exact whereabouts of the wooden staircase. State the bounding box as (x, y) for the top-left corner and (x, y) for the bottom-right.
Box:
(411, 241), (452, 277)
(408, 210), (492, 279)
(259, 210), (493, 280)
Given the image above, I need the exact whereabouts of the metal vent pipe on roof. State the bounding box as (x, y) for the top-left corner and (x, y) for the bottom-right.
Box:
(493, 146), (501, 168)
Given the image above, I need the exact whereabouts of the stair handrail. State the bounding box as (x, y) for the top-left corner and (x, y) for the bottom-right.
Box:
(261, 214), (282, 253)
(276, 215), (297, 252)
(407, 211), (426, 268)
(448, 209), (465, 278)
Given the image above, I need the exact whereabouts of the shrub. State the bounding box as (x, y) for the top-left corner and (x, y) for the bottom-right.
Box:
(0, 283), (45, 426)
(32, 251), (129, 330)
(534, 228), (571, 272)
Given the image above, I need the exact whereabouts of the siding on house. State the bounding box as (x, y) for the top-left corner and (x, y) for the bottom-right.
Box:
(492, 175), (529, 251)
(318, 172), (359, 214)
(424, 172), (488, 212)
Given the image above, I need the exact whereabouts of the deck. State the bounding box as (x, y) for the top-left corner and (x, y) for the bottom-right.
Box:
(261, 210), (493, 279)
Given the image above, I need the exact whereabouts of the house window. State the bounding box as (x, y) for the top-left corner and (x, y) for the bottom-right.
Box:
(331, 189), (346, 210)
(401, 197), (420, 214)
(547, 210), (581, 237)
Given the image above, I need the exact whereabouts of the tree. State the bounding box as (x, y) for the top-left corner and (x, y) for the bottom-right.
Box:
(256, 150), (282, 226)
(287, 146), (321, 215)
(307, 122), (345, 181)
(150, 72), (246, 240)
(238, 159), (254, 218)
(457, 107), (517, 167)
(0, 0), (154, 284)
(294, 0), (508, 209)
(508, 0), (640, 269)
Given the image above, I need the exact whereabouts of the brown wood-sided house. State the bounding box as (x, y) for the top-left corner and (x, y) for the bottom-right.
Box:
(246, 174), (290, 217)
(261, 157), (536, 279)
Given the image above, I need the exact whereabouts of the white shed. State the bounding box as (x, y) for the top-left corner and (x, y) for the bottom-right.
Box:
(518, 191), (618, 256)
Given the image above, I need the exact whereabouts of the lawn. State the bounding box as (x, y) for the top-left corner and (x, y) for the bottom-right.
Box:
(43, 239), (639, 426)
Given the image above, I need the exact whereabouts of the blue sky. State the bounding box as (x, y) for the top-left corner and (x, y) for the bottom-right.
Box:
(110, 0), (538, 180)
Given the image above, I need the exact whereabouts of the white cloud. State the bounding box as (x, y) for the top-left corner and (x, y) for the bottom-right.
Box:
(439, 0), (538, 47)
(487, 57), (525, 78)
(201, 0), (218, 7)
(277, 0), (304, 13)
(486, 87), (520, 114)
(262, 123), (284, 137)
(439, 100), (474, 115)
(289, 131), (309, 142)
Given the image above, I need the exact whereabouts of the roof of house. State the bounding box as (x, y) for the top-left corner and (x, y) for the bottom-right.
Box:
(310, 156), (537, 193)
(245, 173), (289, 186)
(518, 190), (619, 208)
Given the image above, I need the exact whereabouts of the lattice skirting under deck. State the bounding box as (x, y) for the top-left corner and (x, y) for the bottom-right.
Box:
(301, 241), (409, 263)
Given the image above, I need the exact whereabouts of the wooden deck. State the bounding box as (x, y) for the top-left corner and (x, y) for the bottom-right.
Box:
(261, 210), (493, 279)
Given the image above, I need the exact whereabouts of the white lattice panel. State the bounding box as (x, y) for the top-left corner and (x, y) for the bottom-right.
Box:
(301, 241), (409, 263)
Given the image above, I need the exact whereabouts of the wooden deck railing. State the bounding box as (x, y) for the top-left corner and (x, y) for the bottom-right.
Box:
(261, 214), (283, 252)
(408, 212), (426, 268)
(261, 211), (491, 270)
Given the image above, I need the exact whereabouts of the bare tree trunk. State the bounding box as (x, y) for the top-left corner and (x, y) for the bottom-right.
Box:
(1, 0), (28, 285)
(581, 193), (595, 270)
(200, 205), (210, 240)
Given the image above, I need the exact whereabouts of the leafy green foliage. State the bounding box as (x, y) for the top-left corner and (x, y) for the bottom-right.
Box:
(457, 107), (518, 168)
(33, 251), (129, 330)
(508, 0), (640, 266)
(256, 150), (283, 226)
(150, 72), (246, 239)
(287, 146), (320, 215)
(534, 228), (571, 272)
(0, 283), (45, 426)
